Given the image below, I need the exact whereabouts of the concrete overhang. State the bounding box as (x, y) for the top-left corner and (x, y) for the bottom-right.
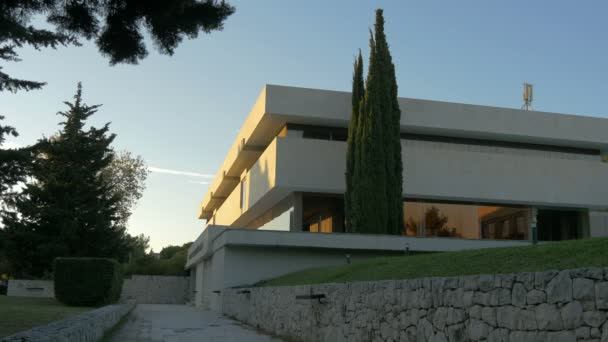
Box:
(198, 84), (608, 221)
(185, 225), (532, 269)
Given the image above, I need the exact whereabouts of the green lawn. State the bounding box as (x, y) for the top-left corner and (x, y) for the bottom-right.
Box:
(260, 237), (608, 287)
(0, 296), (93, 338)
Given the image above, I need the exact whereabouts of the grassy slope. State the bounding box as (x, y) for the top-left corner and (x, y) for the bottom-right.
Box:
(0, 296), (93, 338)
(261, 237), (608, 287)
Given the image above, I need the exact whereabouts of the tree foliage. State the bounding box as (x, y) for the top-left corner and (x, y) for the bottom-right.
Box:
(1, 83), (131, 277)
(347, 9), (403, 234)
(0, 116), (31, 277)
(124, 242), (192, 276)
(102, 150), (149, 229)
(345, 50), (364, 232)
(0, 0), (235, 92)
(126, 233), (150, 261)
(0, 115), (29, 204)
(159, 245), (182, 260)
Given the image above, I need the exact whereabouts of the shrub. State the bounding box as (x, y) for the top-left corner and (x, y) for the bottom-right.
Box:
(123, 250), (189, 276)
(54, 257), (123, 306)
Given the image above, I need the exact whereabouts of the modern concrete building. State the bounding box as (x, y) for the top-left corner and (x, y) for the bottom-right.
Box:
(187, 85), (608, 310)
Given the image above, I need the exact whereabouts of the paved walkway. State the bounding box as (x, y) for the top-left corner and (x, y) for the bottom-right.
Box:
(109, 304), (283, 342)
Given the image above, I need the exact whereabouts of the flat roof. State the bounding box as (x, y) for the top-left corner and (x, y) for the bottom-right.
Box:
(199, 84), (608, 220)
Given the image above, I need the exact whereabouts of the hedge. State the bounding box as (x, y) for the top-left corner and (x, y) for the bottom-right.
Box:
(54, 257), (123, 306)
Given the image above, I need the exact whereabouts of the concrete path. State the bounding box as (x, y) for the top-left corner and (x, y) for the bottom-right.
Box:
(108, 304), (284, 342)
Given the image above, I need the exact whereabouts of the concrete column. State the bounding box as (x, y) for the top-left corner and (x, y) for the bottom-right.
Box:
(529, 207), (538, 244)
(195, 262), (204, 306)
(188, 267), (197, 303)
(589, 210), (608, 237)
(290, 192), (303, 231)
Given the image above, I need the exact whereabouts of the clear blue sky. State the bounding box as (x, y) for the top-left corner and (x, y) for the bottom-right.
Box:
(2, 1), (607, 251)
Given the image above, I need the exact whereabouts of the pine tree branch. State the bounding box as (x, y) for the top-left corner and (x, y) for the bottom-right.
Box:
(0, 0), (235, 92)
(0, 67), (45, 92)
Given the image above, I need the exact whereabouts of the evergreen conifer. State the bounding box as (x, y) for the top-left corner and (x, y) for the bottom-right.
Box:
(348, 9), (403, 234)
(1, 84), (130, 277)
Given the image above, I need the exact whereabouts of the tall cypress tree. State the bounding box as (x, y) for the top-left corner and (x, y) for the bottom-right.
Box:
(345, 50), (364, 232)
(350, 9), (403, 234)
(1, 84), (130, 277)
(375, 10), (403, 235)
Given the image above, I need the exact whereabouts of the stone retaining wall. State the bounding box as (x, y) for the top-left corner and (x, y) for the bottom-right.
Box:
(120, 275), (190, 304)
(223, 268), (608, 342)
(2, 301), (135, 342)
(7, 280), (54, 298)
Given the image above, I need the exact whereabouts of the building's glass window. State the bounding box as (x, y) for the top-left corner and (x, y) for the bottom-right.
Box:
(302, 195), (344, 233)
(403, 201), (530, 240)
(257, 206), (294, 231)
(280, 124), (600, 160)
(247, 190), (585, 240)
(537, 209), (582, 241)
(248, 196), (295, 231)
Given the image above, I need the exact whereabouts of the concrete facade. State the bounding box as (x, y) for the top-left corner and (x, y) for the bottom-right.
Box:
(198, 85), (608, 225)
(187, 85), (608, 310)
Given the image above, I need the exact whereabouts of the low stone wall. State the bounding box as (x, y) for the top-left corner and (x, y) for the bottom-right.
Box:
(2, 301), (135, 342)
(223, 268), (608, 342)
(7, 279), (54, 298)
(120, 275), (190, 304)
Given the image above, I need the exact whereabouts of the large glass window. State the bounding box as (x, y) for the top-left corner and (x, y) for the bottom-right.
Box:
(246, 191), (584, 241)
(247, 196), (295, 231)
(257, 206), (294, 231)
(403, 201), (531, 240)
(537, 209), (582, 241)
(302, 195), (344, 233)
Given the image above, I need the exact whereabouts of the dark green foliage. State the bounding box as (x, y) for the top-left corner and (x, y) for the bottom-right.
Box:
(0, 116), (31, 277)
(348, 9), (403, 234)
(159, 245), (183, 260)
(1, 84), (131, 277)
(124, 242), (192, 276)
(54, 258), (122, 306)
(0, 0), (235, 92)
(102, 151), (149, 228)
(0, 115), (30, 203)
(127, 234), (150, 261)
(345, 51), (364, 232)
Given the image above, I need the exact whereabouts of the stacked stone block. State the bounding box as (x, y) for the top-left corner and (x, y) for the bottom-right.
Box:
(2, 301), (135, 342)
(223, 268), (608, 342)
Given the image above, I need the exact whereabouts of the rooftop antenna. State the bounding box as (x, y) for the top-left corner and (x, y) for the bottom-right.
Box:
(522, 82), (534, 111)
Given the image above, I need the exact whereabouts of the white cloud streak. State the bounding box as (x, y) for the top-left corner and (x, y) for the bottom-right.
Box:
(188, 180), (210, 185)
(149, 166), (214, 179)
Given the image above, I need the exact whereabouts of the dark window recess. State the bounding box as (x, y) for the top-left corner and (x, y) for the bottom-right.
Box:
(239, 178), (246, 209)
(402, 133), (600, 156)
(285, 124), (600, 156)
(537, 210), (581, 241)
